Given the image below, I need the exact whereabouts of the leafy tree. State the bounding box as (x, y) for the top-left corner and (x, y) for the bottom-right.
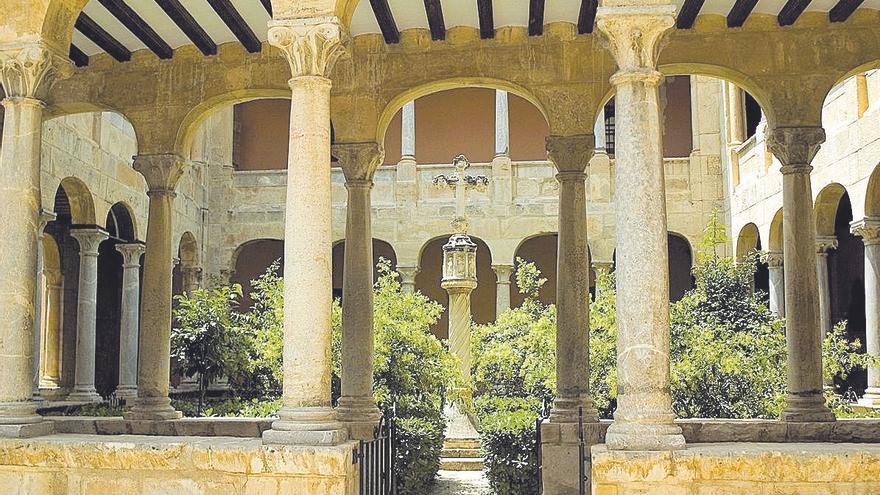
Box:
(238, 261), (284, 394)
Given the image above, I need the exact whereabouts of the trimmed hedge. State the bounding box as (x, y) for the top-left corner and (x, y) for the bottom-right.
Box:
(480, 409), (540, 495)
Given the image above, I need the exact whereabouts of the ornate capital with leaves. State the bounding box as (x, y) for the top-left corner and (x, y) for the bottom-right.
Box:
(333, 142), (384, 182)
(851, 218), (880, 246)
(546, 134), (595, 175)
(0, 42), (73, 100)
(766, 251), (784, 268)
(133, 153), (189, 195)
(815, 236), (839, 255)
(268, 17), (347, 79)
(766, 126), (825, 172)
(596, 5), (675, 81)
(116, 242), (146, 268)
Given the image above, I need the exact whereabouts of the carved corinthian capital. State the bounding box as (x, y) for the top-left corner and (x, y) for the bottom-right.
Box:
(595, 5), (675, 77)
(332, 142), (384, 182)
(0, 43), (73, 100)
(546, 134), (595, 175)
(852, 218), (880, 246)
(133, 154), (189, 195)
(267, 17), (347, 79)
(766, 126), (825, 172)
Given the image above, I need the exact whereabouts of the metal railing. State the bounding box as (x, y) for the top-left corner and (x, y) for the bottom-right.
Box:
(578, 408), (589, 495)
(536, 400), (551, 495)
(355, 412), (397, 495)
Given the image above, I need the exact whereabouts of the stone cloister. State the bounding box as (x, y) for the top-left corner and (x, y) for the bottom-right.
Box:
(2, 0), (880, 493)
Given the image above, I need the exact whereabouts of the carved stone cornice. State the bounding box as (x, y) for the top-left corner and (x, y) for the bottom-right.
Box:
(766, 251), (784, 268)
(595, 5), (675, 82)
(133, 154), (189, 195)
(546, 134), (595, 176)
(815, 236), (838, 255)
(851, 218), (880, 246)
(0, 42), (73, 101)
(332, 142), (384, 182)
(766, 127), (825, 173)
(267, 17), (347, 79)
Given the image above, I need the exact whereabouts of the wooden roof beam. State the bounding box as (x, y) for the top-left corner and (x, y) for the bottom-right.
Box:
(206, 0), (262, 53)
(778, 0), (812, 26)
(75, 13), (132, 62)
(727, 0), (759, 27)
(529, 0), (545, 36)
(98, 0), (173, 59)
(369, 0), (400, 44)
(577, 0), (598, 34)
(676, 0), (705, 28)
(477, 0), (495, 39)
(829, 0), (863, 22)
(154, 0), (217, 56)
(424, 0), (446, 41)
(69, 44), (89, 67)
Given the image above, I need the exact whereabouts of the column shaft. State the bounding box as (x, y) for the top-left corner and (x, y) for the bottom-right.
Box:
(43, 275), (63, 387)
(398, 266), (419, 293)
(767, 253), (786, 317)
(495, 90), (509, 157)
(851, 219), (880, 404)
(493, 264), (513, 314)
(116, 243), (144, 400)
(68, 229), (108, 402)
(815, 238), (837, 340)
(401, 102), (415, 159)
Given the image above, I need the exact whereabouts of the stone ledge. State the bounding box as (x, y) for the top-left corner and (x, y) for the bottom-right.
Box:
(48, 417), (273, 438)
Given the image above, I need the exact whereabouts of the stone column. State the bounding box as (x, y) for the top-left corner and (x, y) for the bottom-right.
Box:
(0, 44), (69, 435)
(495, 90), (509, 157)
(851, 218), (880, 405)
(334, 142), (384, 440)
(815, 236), (838, 339)
(68, 228), (109, 402)
(766, 126), (835, 422)
(594, 108), (607, 153)
(263, 18), (347, 445)
(398, 265), (419, 293)
(41, 270), (63, 388)
(115, 243), (145, 400)
(401, 101), (415, 161)
(493, 264), (514, 314)
(597, 6), (685, 450)
(33, 210), (56, 402)
(123, 154), (187, 421)
(442, 235), (479, 380)
(181, 266), (202, 294)
(767, 252), (786, 317)
(546, 135), (597, 423)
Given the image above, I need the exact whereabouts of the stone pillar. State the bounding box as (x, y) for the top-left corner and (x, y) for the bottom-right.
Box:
(115, 243), (145, 401)
(766, 126), (835, 422)
(594, 108), (607, 153)
(546, 135), (597, 423)
(851, 218), (880, 405)
(334, 142), (384, 440)
(815, 236), (838, 339)
(442, 235), (479, 381)
(33, 210), (56, 402)
(597, 6), (685, 451)
(263, 18), (347, 445)
(68, 228), (109, 402)
(767, 252), (786, 317)
(181, 266), (202, 294)
(123, 154), (187, 421)
(857, 74), (869, 118)
(493, 264), (514, 314)
(728, 84), (745, 146)
(398, 265), (419, 293)
(495, 90), (509, 157)
(401, 101), (415, 161)
(41, 270), (63, 389)
(0, 44), (69, 436)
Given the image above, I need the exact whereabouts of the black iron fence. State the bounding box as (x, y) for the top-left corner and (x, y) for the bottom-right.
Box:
(578, 408), (589, 495)
(535, 400), (551, 495)
(355, 413), (397, 495)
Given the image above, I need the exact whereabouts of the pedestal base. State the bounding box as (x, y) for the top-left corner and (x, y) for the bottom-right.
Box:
(0, 420), (53, 439)
(605, 422), (686, 451)
(781, 392), (836, 422)
(67, 388), (102, 403)
(122, 397), (182, 421)
(262, 406), (347, 446)
(113, 386), (138, 401)
(337, 396), (381, 441)
(859, 389), (880, 408)
(549, 395), (599, 424)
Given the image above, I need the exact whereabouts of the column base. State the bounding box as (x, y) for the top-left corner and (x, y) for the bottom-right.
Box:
(858, 389), (880, 408)
(605, 422), (686, 451)
(781, 392), (836, 422)
(114, 386), (138, 401)
(549, 395), (599, 424)
(262, 406), (348, 446)
(336, 396), (381, 441)
(67, 388), (103, 403)
(123, 396), (182, 420)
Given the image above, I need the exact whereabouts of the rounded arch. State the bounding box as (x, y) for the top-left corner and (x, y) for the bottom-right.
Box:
(178, 231), (199, 268)
(769, 208), (785, 252)
(377, 78), (549, 144)
(736, 223), (761, 261)
(512, 233), (563, 308)
(106, 202), (137, 241)
(865, 163), (880, 218)
(56, 177), (96, 225)
(815, 183), (849, 236)
(667, 232), (694, 302)
(331, 238), (398, 297)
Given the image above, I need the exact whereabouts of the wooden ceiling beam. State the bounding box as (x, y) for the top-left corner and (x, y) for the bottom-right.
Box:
(369, 0), (400, 44)
(97, 0), (173, 59)
(778, 0), (812, 25)
(69, 44), (90, 67)
(206, 0), (262, 53)
(154, 0), (217, 56)
(529, 0), (545, 36)
(676, 0), (705, 28)
(75, 13), (132, 62)
(477, 0), (495, 39)
(829, 0), (863, 22)
(577, 0), (598, 34)
(424, 0), (446, 41)
(727, 0), (759, 27)
(259, 0), (272, 15)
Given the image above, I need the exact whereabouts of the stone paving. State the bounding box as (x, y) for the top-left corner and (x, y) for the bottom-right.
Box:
(428, 470), (490, 495)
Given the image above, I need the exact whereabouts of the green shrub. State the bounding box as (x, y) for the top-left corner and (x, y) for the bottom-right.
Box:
(480, 409), (540, 495)
(393, 417), (445, 495)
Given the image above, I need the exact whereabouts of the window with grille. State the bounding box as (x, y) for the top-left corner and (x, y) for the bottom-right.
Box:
(604, 100), (615, 156)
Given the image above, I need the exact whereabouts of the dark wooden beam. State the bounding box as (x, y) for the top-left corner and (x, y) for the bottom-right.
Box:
(577, 0), (598, 34)
(259, 0), (272, 15)
(75, 13), (132, 62)
(206, 0), (262, 53)
(69, 44), (89, 67)
(778, 0), (812, 25)
(727, 0), (759, 27)
(477, 0), (494, 39)
(424, 0), (446, 41)
(369, 0), (400, 44)
(529, 0), (545, 36)
(829, 0), (863, 22)
(676, 0), (705, 28)
(154, 0), (217, 55)
(97, 0), (173, 59)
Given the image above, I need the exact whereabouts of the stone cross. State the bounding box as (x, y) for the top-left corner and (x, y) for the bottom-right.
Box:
(433, 155), (489, 233)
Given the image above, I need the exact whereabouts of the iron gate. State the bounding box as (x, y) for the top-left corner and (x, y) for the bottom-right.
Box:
(535, 400), (551, 494)
(355, 413), (397, 495)
(578, 408), (588, 495)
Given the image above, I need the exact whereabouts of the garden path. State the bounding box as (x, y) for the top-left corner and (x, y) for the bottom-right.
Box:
(428, 470), (490, 495)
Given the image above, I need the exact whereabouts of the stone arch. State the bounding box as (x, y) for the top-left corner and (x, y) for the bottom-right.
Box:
(769, 208), (785, 252)
(865, 163), (880, 218)
(331, 238), (398, 300)
(815, 183), (849, 237)
(178, 231), (199, 268)
(39, 233), (64, 390)
(55, 177), (96, 225)
(105, 202), (137, 242)
(512, 233), (562, 308)
(37, 0), (89, 55)
(231, 238), (284, 308)
(736, 223), (761, 261)
(668, 232), (694, 302)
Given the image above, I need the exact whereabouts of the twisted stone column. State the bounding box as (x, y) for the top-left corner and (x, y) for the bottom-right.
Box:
(546, 134), (597, 424)
(767, 127), (835, 422)
(263, 17), (347, 445)
(0, 44), (69, 436)
(115, 243), (145, 400)
(442, 235), (479, 381)
(767, 252), (786, 317)
(398, 265), (419, 293)
(124, 154), (187, 420)
(68, 228), (109, 402)
(493, 264), (514, 314)
(334, 142), (384, 440)
(852, 219), (880, 405)
(815, 236), (838, 340)
(597, 6), (685, 450)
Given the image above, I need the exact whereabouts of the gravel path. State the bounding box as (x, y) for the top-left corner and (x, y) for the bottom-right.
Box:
(428, 470), (490, 495)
